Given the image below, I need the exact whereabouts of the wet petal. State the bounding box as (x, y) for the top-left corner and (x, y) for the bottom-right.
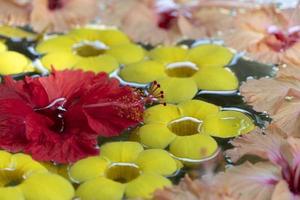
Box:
(101, 142), (144, 163)
(158, 77), (198, 103)
(178, 100), (220, 120)
(0, 51), (34, 75)
(169, 134), (218, 160)
(20, 173), (75, 200)
(143, 104), (181, 124)
(69, 28), (130, 46)
(139, 124), (176, 149)
(149, 46), (188, 64)
(193, 67), (238, 91)
(75, 177), (125, 200)
(135, 149), (178, 176)
(40, 52), (79, 70)
(36, 36), (75, 54)
(69, 156), (109, 183)
(203, 111), (255, 138)
(106, 43), (145, 65)
(0, 187), (24, 200)
(120, 60), (166, 84)
(188, 44), (233, 68)
(74, 55), (119, 73)
(125, 173), (171, 199)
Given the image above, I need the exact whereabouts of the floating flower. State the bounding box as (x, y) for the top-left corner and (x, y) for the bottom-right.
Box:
(240, 65), (300, 136)
(136, 100), (254, 163)
(0, 41), (35, 75)
(0, 151), (74, 200)
(99, 0), (253, 44)
(36, 28), (145, 73)
(30, 0), (98, 33)
(0, 25), (37, 41)
(0, 0), (31, 26)
(222, 125), (300, 199)
(69, 141), (179, 200)
(222, 6), (300, 65)
(120, 44), (238, 103)
(0, 69), (144, 163)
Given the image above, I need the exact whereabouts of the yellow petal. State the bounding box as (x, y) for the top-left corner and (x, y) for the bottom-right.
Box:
(194, 67), (238, 91)
(169, 134), (218, 160)
(0, 26), (36, 40)
(149, 46), (188, 64)
(135, 149), (177, 176)
(125, 173), (171, 199)
(139, 124), (176, 149)
(101, 142), (144, 163)
(69, 156), (109, 183)
(188, 44), (233, 67)
(203, 111), (255, 138)
(36, 36), (75, 54)
(73, 55), (119, 73)
(178, 100), (220, 120)
(20, 173), (74, 200)
(144, 104), (181, 124)
(0, 51), (34, 75)
(40, 52), (79, 70)
(0, 151), (12, 169)
(69, 28), (130, 46)
(106, 43), (145, 65)
(0, 41), (7, 52)
(0, 187), (24, 200)
(158, 77), (198, 103)
(75, 177), (125, 200)
(120, 60), (166, 83)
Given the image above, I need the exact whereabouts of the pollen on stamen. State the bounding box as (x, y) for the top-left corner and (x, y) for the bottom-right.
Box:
(143, 81), (166, 106)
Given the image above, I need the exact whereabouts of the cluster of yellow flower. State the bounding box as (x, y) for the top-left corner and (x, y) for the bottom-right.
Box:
(0, 26), (256, 200)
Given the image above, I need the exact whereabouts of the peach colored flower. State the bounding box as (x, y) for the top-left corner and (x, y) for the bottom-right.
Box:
(240, 65), (300, 136)
(222, 5), (300, 65)
(0, 0), (31, 25)
(100, 0), (255, 44)
(30, 0), (98, 32)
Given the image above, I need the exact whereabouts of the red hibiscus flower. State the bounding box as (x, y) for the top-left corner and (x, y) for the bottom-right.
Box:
(0, 70), (144, 163)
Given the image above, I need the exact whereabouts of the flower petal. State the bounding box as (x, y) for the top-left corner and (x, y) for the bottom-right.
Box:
(120, 60), (166, 83)
(20, 173), (74, 200)
(69, 28), (130, 46)
(178, 100), (220, 120)
(0, 151), (11, 168)
(75, 177), (125, 200)
(149, 46), (188, 64)
(139, 124), (176, 149)
(203, 111), (255, 138)
(188, 44), (233, 68)
(158, 77), (198, 103)
(0, 26), (36, 40)
(101, 142), (144, 163)
(0, 51), (34, 75)
(0, 41), (7, 52)
(193, 67), (238, 91)
(106, 43), (145, 65)
(143, 104), (181, 124)
(135, 149), (178, 176)
(73, 55), (119, 73)
(169, 134), (218, 160)
(40, 52), (79, 70)
(36, 36), (75, 54)
(69, 156), (109, 183)
(0, 187), (24, 200)
(125, 173), (171, 199)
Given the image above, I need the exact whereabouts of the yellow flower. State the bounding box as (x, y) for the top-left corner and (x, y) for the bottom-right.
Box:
(120, 44), (238, 103)
(36, 28), (145, 73)
(0, 41), (35, 75)
(0, 26), (37, 41)
(0, 151), (74, 200)
(136, 100), (255, 163)
(69, 141), (179, 200)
